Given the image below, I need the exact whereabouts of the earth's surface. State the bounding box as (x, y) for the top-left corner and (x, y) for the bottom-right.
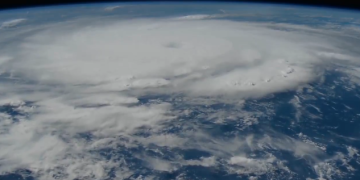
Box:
(1, 2), (360, 180)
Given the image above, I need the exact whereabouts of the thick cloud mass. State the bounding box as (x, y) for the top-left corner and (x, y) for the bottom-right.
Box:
(8, 19), (329, 97)
(0, 14), (359, 180)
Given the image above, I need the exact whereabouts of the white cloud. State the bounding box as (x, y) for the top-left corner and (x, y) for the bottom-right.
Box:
(317, 52), (358, 61)
(144, 157), (176, 172)
(175, 14), (212, 20)
(228, 155), (275, 173)
(312, 151), (358, 180)
(347, 146), (359, 158)
(184, 156), (217, 167)
(0, 18), (26, 29)
(104, 5), (123, 11)
(4, 19), (337, 99)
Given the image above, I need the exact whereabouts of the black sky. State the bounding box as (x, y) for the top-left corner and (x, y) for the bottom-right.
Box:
(1, 0), (360, 12)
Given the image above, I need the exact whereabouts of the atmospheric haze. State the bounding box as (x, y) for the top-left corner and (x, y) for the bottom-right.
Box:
(0, 6), (360, 180)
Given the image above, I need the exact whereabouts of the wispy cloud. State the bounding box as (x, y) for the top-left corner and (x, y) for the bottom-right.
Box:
(0, 18), (26, 29)
(104, 5), (123, 11)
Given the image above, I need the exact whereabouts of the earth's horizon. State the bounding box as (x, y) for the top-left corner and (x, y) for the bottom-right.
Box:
(0, 2), (360, 180)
